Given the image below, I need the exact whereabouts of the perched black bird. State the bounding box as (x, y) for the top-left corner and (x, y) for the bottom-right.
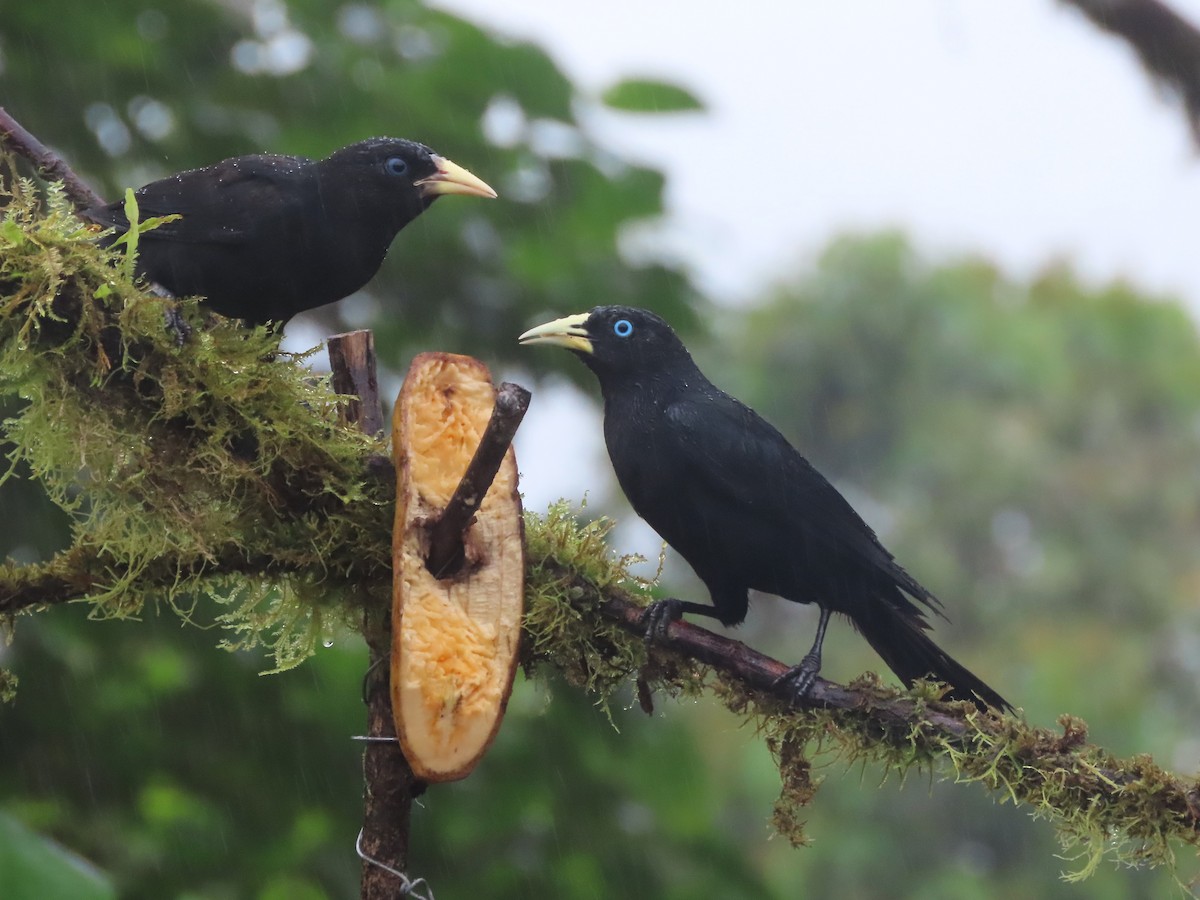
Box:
(520, 306), (1010, 711)
(83, 137), (496, 325)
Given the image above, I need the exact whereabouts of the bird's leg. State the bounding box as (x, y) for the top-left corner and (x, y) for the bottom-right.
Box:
(641, 598), (682, 644)
(773, 606), (832, 699)
(162, 300), (191, 346)
(640, 598), (724, 645)
(143, 280), (190, 345)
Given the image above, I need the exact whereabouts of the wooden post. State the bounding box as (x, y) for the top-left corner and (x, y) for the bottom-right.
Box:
(328, 330), (419, 900)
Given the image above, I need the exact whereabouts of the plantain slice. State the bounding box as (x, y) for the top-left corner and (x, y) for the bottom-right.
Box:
(390, 352), (524, 782)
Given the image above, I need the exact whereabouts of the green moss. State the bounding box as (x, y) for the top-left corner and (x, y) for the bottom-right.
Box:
(1, 166), (391, 670)
(522, 498), (653, 696)
(0, 667), (17, 703)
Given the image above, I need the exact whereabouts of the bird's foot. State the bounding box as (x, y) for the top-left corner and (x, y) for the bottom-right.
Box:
(772, 652), (822, 701)
(163, 301), (192, 346)
(640, 598), (684, 646)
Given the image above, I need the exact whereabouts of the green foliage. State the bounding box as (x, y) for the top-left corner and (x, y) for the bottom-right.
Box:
(0, 812), (116, 900)
(0, 607), (368, 899)
(601, 78), (706, 113)
(105, 188), (180, 283)
(721, 233), (1200, 686)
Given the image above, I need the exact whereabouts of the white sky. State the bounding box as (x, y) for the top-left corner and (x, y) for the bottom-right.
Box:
(435, 0), (1200, 308)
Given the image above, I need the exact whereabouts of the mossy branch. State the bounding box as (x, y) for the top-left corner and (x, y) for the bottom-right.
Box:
(521, 502), (1200, 882)
(0, 543), (306, 615)
(0, 164), (391, 668)
(2, 163), (1198, 889)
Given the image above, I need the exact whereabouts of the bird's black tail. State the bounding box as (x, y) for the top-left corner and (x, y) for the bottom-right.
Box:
(851, 596), (1010, 712)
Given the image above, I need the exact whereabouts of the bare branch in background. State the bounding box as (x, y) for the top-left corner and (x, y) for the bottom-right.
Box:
(0, 106), (106, 209)
(1063, 0), (1200, 144)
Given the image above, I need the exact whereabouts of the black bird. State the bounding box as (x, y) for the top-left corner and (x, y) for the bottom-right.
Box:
(519, 306), (1010, 711)
(83, 137), (496, 325)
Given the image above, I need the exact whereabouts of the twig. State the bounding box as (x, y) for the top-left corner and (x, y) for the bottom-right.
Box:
(0, 109), (186, 339)
(1062, 0), (1200, 145)
(425, 382), (531, 577)
(0, 106), (106, 210)
(328, 332), (385, 439)
(327, 330), (420, 900)
(328, 330), (393, 480)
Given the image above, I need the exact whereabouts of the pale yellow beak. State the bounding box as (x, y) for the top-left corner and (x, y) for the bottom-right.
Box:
(416, 155), (497, 199)
(518, 313), (593, 354)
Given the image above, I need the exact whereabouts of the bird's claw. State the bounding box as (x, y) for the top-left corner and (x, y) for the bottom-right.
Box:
(772, 652), (822, 702)
(162, 302), (192, 346)
(640, 598), (683, 646)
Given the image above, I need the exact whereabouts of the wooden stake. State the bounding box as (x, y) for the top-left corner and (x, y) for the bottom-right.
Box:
(327, 330), (419, 900)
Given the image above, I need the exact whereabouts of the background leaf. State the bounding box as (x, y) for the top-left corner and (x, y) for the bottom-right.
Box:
(600, 77), (705, 113)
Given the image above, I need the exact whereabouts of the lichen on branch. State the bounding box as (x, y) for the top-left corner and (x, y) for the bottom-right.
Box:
(0, 165), (392, 669)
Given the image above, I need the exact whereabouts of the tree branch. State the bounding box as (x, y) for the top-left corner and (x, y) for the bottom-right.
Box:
(0, 106), (106, 210)
(0, 545), (310, 616)
(328, 332), (386, 440)
(524, 550), (1200, 864)
(1063, 0), (1200, 144)
(592, 580), (976, 734)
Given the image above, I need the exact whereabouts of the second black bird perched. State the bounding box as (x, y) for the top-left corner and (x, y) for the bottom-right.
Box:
(520, 306), (1010, 711)
(83, 137), (496, 325)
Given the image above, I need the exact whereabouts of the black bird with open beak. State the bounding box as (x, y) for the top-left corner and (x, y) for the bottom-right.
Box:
(520, 305), (1010, 712)
(84, 137), (496, 325)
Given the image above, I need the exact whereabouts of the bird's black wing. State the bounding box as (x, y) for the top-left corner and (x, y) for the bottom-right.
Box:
(84, 155), (310, 245)
(664, 392), (940, 609)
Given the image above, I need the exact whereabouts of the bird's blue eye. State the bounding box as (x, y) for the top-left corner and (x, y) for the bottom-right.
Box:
(384, 157), (409, 176)
(613, 319), (633, 338)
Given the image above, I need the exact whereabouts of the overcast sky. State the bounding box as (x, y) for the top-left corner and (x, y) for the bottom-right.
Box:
(436, 0), (1200, 307)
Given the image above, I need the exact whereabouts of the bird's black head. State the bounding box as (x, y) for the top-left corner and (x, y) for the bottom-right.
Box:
(518, 305), (696, 383)
(321, 137), (496, 221)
